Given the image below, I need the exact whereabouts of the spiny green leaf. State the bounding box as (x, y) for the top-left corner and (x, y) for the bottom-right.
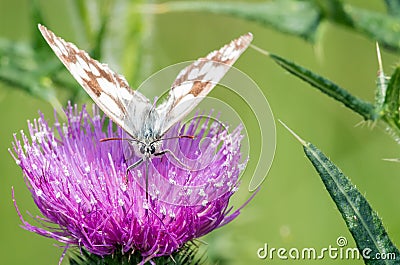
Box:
(303, 141), (400, 264)
(383, 67), (400, 118)
(278, 123), (400, 265)
(373, 45), (388, 117)
(161, 0), (321, 42)
(0, 39), (57, 97)
(0, 37), (74, 113)
(159, 0), (400, 52)
(382, 66), (400, 135)
(267, 52), (376, 120)
(343, 4), (400, 52)
(383, 0), (400, 16)
(0, 0), (146, 107)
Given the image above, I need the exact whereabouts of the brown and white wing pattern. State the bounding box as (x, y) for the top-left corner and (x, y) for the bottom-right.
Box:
(157, 33), (253, 134)
(38, 24), (151, 136)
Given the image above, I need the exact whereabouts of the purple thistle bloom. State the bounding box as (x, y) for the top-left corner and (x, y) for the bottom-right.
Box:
(10, 103), (252, 261)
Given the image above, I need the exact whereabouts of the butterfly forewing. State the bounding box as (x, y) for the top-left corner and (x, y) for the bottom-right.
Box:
(38, 24), (151, 137)
(157, 33), (253, 134)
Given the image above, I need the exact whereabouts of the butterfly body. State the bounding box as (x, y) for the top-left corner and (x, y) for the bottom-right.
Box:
(130, 106), (162, 158)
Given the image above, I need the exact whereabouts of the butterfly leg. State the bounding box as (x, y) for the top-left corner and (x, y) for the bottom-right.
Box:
(125, 158), (144, 183)
(125, 157), (151, 205)
(154, 149), (191, 170)
(145, 159), (149, 204)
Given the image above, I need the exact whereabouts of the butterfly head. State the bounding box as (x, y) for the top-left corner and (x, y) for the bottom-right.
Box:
(139, 142), (156, 157)
(135, 129), (162, 158)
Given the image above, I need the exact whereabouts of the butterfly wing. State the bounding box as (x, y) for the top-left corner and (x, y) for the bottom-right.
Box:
(38, 24), (151, 137)
(156, 33), (253, 134)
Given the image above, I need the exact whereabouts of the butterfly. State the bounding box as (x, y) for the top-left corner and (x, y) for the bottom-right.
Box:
(38, 24), (252, 199)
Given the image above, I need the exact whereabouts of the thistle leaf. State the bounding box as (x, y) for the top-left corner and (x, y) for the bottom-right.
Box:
(161, 0), (400, 51)
(344, 5), (400, 52)
(281, 122), (400, 265)
(383, 0), (400, 17)
(382, 66), (400, 134)
(162, 0), (321, 42)
(0, 39), (59, 101)
(304, 142), (400, 264)
(267, 52), (376, 120)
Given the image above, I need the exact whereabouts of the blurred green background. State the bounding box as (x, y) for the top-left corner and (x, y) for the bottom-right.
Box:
(1, 0), (400, 264)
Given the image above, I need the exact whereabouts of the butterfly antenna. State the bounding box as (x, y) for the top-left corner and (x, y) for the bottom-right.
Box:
(151, 135), (195, 145)
(100, 137), (129, 142)
(99, 136), (143, 144)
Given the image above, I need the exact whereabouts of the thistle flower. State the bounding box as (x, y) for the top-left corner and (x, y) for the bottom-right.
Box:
(10, 103), (252, 263)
